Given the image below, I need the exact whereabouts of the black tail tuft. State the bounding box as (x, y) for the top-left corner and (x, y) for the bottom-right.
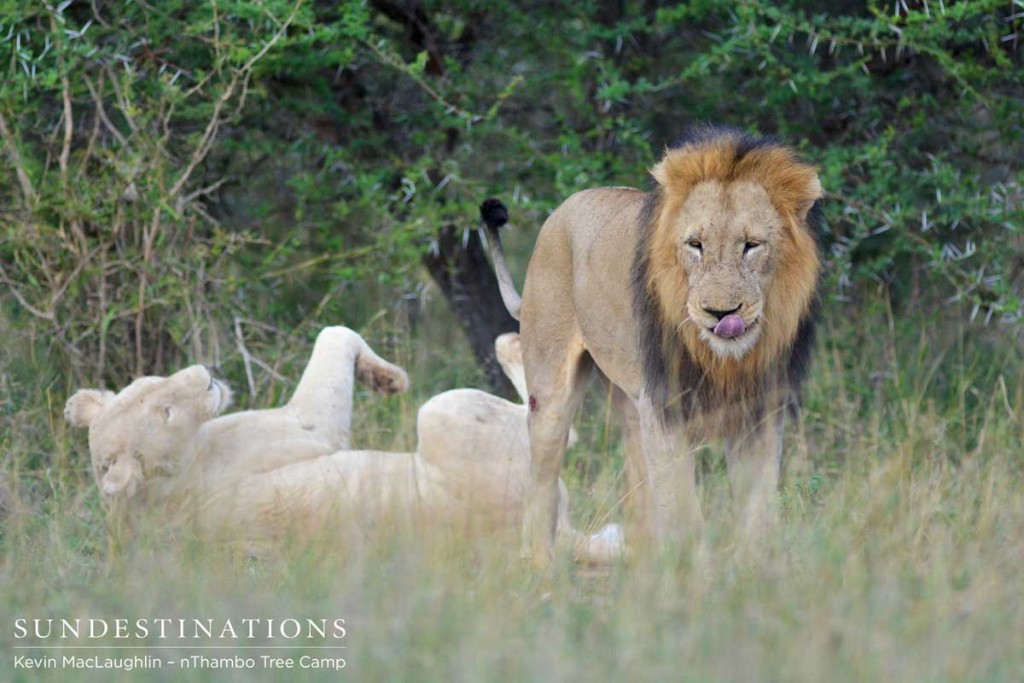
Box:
(480, 198), (509, 229)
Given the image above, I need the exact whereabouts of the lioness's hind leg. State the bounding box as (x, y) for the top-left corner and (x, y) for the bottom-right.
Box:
(555, 478), (626, 565)
(287, 326), (407, 451)
(355, 345), (409, 396)
(520, 343), (593, 570)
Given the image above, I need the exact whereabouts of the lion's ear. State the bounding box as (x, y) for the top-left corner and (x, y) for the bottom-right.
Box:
(649, 157), (671, 189)
(65, 389), (114, 428)
(796, 174), (823, 221)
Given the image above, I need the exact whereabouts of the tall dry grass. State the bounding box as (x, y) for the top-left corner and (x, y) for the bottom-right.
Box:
(1, 295), (1022, 682)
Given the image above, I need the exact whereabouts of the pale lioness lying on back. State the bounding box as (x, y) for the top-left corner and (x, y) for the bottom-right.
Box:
(65, 326), (622, 563)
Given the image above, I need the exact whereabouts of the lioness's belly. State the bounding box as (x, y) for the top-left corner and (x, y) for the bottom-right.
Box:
(193, 451), (429, 547)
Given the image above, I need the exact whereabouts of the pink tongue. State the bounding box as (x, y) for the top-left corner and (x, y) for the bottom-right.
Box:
(713, 314), (746, 339)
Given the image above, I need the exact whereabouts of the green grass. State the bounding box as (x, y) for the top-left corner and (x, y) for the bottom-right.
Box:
(2, 296), (1023, 681)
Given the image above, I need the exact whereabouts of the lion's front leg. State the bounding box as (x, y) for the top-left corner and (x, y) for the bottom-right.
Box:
(725, 404), (786, 554)
(613, 388), (653, 542)
(637, 392), (704, 547)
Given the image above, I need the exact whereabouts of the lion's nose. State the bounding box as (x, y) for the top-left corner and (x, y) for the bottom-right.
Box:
(702, 304), (742, 321)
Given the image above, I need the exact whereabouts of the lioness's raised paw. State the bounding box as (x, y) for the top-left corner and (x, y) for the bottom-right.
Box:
(356, 356), (409, 395)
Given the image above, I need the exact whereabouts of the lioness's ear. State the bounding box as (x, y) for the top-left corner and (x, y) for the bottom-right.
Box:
(495, 333), (529, 404)
(65, 389), (114, 428)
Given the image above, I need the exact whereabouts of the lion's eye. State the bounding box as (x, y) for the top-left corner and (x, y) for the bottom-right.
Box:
(744, 241), (761, 253)
(686, 239), (703, 251)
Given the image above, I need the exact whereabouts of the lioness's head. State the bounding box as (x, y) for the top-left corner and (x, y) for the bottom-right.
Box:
(645, 127), (822, 366)
(65, 366), (232, 504)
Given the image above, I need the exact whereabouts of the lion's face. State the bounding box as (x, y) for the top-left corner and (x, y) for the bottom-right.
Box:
(645, 133), (822, 380)
(65, 366), (232, 505)
(671, 180), (784, 359)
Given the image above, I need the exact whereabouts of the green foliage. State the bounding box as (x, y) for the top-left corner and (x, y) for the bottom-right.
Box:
(0, 0), (310, 388)
(0, 0), (1020, 452)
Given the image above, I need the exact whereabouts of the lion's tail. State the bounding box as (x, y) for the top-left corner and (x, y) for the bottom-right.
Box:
(479, 198), (522, 322)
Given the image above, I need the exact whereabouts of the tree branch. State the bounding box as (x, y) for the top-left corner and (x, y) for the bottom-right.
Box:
(0, 110), (37, 206)
(0, 263), (55, 322)
(165, 0), (301, 201)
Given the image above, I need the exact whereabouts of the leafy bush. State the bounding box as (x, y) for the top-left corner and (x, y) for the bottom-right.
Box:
(1, 0), (1020, 392)
(0, 0), (310, 388)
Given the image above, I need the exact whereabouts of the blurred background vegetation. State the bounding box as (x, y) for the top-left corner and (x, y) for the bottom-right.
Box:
(1, 0), (1021, 496)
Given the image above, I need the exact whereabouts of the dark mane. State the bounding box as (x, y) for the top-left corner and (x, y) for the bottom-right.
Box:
(670, 123), (782, 162)
(631, 191), (673, 414)
(785, 199), (825, 412)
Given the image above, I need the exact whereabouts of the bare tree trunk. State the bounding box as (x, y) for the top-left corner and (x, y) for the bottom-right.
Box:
(422, 225), (519, 398)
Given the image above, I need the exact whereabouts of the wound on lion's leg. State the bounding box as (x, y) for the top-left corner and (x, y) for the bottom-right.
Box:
(528, 395), (537, 412)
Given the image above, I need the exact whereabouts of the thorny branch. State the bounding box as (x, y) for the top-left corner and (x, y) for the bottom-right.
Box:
(0, 110), (38, 206)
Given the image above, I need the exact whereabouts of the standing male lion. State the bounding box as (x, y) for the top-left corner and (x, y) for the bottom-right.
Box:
(482, 126), (824, 566)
